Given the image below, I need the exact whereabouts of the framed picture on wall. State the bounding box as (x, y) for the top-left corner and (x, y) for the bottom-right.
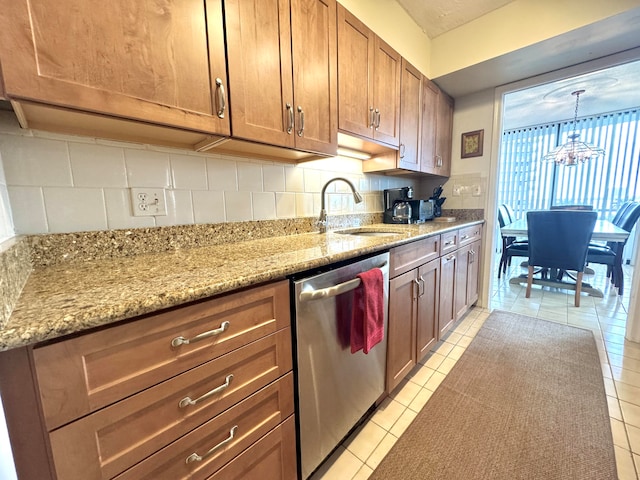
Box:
(461, 129), (484, 158)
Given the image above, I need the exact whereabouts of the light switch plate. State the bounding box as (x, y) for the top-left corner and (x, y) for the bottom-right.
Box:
(130, 188), (167, 216)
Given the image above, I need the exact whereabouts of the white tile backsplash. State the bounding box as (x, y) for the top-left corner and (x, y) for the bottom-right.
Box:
(156, 190), (194, 227)
(263, 165), (286, 192)
(7, 186), (47, 234)
(170, 154), (208, 190)
(207, 158), (237, 191)
(276, 192), (297, 218)
(69, 142), (127, 188)
(1, 136), (72, 187)
(237, 162), (263, 192)
(192, 190), (226, 224)
(104, 188), (155, 230)
(43, 187), (108, 233)
(224, 191), (252, 222)
(125, 149), (171, 188)
(0, 115), (425, 235)
(252, 192), (277, 220)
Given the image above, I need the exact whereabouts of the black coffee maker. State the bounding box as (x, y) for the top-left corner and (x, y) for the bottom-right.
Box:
(383, 187), (413, 224)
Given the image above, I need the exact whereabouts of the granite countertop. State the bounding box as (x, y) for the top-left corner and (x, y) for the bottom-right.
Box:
(1, 220), (482, 351)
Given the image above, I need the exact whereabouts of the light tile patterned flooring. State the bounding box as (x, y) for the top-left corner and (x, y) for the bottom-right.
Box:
(310, 262), (640, 480)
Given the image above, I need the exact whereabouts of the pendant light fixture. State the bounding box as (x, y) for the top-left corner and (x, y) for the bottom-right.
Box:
(542, 89), (605, 166)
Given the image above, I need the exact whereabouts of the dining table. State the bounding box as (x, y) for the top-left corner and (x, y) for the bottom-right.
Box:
(500, 218), (630, 297)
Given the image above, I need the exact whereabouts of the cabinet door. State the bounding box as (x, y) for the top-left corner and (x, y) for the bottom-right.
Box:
(397, 60), (422, 171)
(371, 36), (401, 147)
(420, 79), (439, 174)
(466, 239), (481, 307)
(455, 244), (471, 320)
(0, 0), (229, 135)
(337, 5), (374, 139)
(387, 269), (418, 393)
(208, 416), (297, 480)
(416, 259), (439, 362)
(225, 0), (295, 147)
(435, 90), (454, 176)
(438, 252), (457, 338)
(290, 0), (337, 155)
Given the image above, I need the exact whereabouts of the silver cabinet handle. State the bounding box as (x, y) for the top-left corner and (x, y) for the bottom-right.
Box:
(369, 106), (375, 128)
(446, 254), (456, 261)
(413, 278), (420, 300)
(470, 250), (476, 263)
(444, 240), (454, 246)
(286, 103), (294, 134)
(418, 276), (425, 297)
(171, 321), (230, 347)
(179, 374), (234, 408)
(436, 155), (442, 167)
(375, 109), (380, 130)
(297, 106), (304, 137)
(460, 234), (469, 240)
(215, 78), (226, 118)
(185, 425), (238, 464)
(399, 143), (405, 159)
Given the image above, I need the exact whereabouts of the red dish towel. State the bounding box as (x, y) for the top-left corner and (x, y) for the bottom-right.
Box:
(351, 268), (384, 354)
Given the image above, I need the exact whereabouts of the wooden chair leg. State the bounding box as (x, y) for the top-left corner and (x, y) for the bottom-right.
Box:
(575, 271), (583, 307)
(525, 265), (534, 298)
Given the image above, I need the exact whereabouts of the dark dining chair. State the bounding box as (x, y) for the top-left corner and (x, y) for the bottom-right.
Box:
(587, 201), (640, 295)
(497, 204), (528, 278)
(550, 204), (593, 211)
(525, 210), (597, 307)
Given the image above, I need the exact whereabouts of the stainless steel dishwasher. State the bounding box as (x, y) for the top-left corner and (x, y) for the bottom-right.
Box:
(293, 252), (389, 479)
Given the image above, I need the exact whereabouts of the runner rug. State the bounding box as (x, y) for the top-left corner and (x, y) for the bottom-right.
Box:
(370, 310), (617, 479)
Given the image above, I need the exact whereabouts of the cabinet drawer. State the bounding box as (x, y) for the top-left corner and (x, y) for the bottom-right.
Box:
(440, 230), (458, 255)
(207, 416), (297, 480)
(389, 235), (440, 278)
(113, 373), (295, 480)
(49, 328), (292, 480)
(34, 280), (290, 430)
(458, 224), (482, 247)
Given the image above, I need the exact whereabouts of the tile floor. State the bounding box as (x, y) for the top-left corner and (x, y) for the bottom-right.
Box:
(310, 261), (640, 480)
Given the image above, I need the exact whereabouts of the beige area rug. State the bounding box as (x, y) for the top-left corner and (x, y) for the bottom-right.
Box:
(370, 310), (617, 480)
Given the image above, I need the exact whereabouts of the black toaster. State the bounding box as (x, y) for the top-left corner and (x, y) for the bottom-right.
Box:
(408, 199), (435, 222)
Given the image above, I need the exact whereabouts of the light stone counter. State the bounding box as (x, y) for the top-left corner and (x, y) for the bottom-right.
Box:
(1, 220), (483, 351)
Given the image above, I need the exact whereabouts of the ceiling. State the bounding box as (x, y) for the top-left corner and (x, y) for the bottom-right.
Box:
(396, 0), (517, 39)
(397, 0), (640, 128)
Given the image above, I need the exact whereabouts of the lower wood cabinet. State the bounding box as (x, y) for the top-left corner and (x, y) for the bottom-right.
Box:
(438, 250), (457, 338)
(0, 280), (296, 480)
(387, 224), (483, 392)
(387, 237), (440, 393)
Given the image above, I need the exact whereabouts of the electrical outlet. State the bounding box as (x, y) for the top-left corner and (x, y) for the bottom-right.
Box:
(130, 188), (167, 216)
(472, 184), (482, 196)
(452, 184), (462, 196)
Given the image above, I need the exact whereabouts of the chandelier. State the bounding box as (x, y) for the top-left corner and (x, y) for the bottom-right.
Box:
(542, 89), (605, 166)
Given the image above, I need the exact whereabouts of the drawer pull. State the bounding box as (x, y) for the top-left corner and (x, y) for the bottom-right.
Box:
(179, 374), (234, 408)
(446, 254), (456, 261)
(171, 321), (230, 348)
(460, 234), (469, 240)
(185, 425), (238, 464)
(444, 240), (454, 246)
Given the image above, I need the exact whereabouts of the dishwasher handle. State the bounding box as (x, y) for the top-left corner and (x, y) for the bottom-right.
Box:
(299, 263), (387, 302)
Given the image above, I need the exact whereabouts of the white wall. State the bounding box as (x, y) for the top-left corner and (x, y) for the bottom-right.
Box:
(0, 113), (423, 235)
(0, 149), (14, 243)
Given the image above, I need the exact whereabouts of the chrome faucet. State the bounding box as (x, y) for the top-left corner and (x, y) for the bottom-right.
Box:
(317, 177), (363, 233)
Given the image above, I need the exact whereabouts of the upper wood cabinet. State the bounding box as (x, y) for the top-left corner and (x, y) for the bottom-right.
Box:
(337, 5), (400, 148)
(422, 78), (454, 176)
(397, 59), (423, 171)
(225, 0), (337, 156)
(0, 0), (230, 140)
